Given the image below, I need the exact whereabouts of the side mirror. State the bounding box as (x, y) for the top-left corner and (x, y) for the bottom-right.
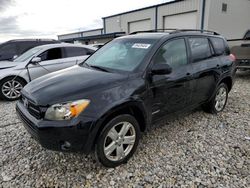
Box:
(151, 63), (172, 75)
(30, 57), (41, 64)
(13, 55), (18, 60)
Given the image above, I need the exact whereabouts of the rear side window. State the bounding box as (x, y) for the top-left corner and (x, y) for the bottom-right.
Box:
(244, 30), (250, 40)
(189, 37), (212, 62)
(210, 37), (226, 56)
(64, 47), (88, 58)
(39, 48), (63, 61)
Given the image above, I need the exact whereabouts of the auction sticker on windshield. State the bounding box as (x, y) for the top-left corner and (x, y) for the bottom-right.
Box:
(132, 43), (151, 49)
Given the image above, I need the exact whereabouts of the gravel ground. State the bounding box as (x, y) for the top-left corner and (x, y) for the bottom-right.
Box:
(0, 71), (249, 188)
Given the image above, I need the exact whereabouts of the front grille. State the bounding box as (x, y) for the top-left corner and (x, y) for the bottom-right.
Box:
(21, 96), (42, 119)
(16, 106), (39, 140)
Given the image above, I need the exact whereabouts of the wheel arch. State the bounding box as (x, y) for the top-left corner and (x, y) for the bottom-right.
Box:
(219, 76), (233, 92)
(91, 101), (148, 150)
(0, 75), (28, 85)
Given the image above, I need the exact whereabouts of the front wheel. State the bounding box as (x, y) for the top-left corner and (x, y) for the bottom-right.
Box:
(95, 114), (140, 167)
(203, 83), (228, 114)
(0, 77), (26, 101)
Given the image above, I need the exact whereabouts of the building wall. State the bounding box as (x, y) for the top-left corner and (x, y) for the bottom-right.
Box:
(104, 0), (201, 34)
(58, 33), (82, 40)
(105, 8), (155, 33)
(58, 29), (103, 40)
(206, 0), (250, 39)
(157, 0), (200, 29)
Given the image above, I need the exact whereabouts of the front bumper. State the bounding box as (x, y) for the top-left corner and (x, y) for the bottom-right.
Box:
(16, 101), (95, 153)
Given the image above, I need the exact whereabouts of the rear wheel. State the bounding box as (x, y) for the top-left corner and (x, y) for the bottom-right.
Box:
(203, 83), (228, 114)
(0, 77), (26, 101)
(95, 114), (140, 167)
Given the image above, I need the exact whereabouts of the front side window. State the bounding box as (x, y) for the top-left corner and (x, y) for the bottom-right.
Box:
(189, 37), (212, 62)
(154, 38), (188, 69)
(83, 39), (157, 72)
(39, 48), (63, 61)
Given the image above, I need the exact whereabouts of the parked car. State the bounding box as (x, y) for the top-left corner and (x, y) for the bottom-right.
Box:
(16, 30), (236, 167)
(0, 43), (96, 100)
(88, 43), (104, 49)
(0, 39), (59, 61)
(228, 30), (250, 70)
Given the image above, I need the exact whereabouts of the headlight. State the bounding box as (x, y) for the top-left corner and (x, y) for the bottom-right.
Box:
(45, 99), (90, 120)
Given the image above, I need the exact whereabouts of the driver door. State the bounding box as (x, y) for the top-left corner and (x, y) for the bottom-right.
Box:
(28, 47), (76, 80)
(149, 38), (194, 121)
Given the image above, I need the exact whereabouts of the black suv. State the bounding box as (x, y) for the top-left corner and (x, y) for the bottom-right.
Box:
(16, 30), (236, 167)
(0, 39), (59, 61)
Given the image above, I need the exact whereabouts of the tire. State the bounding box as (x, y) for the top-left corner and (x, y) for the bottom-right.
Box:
(203, 83), (228, 114)
(0, 77), (26, 101)
(95, 114), (140, 168)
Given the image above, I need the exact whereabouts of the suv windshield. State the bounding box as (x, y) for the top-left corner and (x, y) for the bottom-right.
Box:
(82, 38), (156, 72)
(13, 47), (43, 62)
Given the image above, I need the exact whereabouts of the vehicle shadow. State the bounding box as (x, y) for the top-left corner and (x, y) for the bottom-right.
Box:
(236, 70), (250, 79)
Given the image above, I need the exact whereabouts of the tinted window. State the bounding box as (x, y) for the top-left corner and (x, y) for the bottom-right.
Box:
(64, 47), (87, 58)
(210, 37), (226, 56)
(189, 38), (212, 62)
(39, 48), (63, 61)
(154, 38), (187, 69)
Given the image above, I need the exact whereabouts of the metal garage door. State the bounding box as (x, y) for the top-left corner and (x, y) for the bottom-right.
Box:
(128, 19), (151, 33)
(163, 12), (197, 29)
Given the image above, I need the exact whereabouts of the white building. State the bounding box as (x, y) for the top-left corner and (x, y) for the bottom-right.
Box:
(58, 0), (250, 43)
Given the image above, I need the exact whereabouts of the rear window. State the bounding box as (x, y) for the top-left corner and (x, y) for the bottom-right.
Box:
(210, 37), (226, 56)
(64, 47), (88, 58)
(189, 37), (212, 62)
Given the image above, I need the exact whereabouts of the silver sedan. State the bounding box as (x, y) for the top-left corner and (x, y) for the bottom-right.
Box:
(0, 43), (96, 100)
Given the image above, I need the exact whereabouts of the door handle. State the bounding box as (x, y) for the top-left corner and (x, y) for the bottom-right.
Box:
(186, 72), (191, 76)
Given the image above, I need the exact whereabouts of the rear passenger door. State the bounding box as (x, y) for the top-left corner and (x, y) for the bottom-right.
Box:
(188, 37), (219, 105)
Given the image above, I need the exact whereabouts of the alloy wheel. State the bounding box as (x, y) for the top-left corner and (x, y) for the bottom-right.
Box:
(103, 121), (136, 162)
(215, 87), (227, 112)
(1, 80), (23, 99)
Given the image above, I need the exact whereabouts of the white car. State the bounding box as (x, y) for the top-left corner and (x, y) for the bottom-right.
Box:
(0, 43), (97, 100)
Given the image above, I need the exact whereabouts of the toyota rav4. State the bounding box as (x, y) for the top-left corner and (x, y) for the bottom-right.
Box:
(16, 30), (236, 167)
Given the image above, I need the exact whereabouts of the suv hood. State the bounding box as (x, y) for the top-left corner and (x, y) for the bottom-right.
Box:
(23, 65), (128, 105)
(0, 61), (19, 69)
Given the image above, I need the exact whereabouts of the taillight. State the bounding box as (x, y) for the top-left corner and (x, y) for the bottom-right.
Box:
(229, 54), (236, 62)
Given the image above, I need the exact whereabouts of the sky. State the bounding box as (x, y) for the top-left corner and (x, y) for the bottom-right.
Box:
(0, 0), (170, 42)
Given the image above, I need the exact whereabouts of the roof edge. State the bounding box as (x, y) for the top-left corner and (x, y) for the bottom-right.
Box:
(102, 0), (184, 19)
(58, 28), (103, 37)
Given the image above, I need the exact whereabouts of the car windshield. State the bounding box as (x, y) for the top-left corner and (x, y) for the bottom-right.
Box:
(13, 47), (43, 62)
(82, 38), (156, 72)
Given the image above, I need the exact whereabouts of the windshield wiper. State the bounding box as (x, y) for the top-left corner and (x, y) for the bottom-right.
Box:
(89, 65), (110, 72)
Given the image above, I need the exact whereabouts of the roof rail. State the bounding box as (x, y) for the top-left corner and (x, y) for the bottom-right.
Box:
(129, 29), (178, 35)
(129, 28), (220, 36)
